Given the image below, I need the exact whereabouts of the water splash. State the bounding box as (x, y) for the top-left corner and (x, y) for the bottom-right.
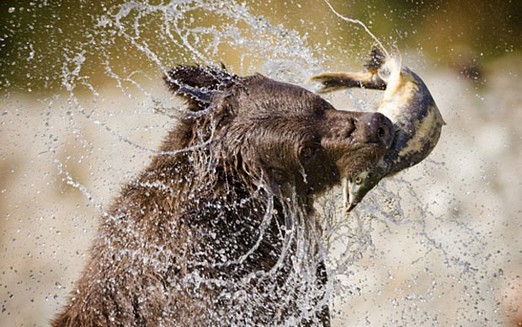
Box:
(54, 1), (494, 324)
(322, 0), (390, 57)
(1, 1), (508, 325)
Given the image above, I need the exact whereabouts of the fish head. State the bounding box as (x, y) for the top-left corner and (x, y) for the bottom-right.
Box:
(343, 169), (382, 212)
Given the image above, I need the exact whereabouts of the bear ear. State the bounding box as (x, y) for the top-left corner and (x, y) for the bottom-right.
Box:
(164, 65), (236, 111)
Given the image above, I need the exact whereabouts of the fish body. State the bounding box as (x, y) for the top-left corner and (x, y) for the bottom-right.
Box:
(311, 46), (445, 211)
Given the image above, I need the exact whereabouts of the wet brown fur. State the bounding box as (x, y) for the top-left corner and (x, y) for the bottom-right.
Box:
(52, 66), (393, 326)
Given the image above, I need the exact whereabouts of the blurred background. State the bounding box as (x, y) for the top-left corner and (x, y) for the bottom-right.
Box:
(1, 0), (521, 326)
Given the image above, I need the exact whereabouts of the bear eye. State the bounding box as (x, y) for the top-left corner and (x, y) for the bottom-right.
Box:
(300, 145), (319, 160)
(301, 147), (313, 158)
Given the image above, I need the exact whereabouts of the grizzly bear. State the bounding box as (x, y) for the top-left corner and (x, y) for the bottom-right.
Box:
(52, 66), (394, 326)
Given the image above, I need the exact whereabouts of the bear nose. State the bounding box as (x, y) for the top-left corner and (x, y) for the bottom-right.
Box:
(359, 112), (394, 149)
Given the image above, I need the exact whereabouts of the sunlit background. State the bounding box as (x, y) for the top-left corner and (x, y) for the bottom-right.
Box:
(1, 0), (521, 326)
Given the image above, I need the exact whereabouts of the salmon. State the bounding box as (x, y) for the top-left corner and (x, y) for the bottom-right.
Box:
(311, 46), (445, 211)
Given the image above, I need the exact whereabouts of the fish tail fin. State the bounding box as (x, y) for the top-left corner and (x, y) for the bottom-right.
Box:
(363, 45), (387, 73)
(378, 47), (402, 84)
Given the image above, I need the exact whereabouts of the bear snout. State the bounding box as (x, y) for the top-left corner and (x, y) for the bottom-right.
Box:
(356, 112), (394, 149)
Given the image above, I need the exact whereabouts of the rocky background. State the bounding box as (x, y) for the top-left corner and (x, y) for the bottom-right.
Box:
(1, 1), (521, 326)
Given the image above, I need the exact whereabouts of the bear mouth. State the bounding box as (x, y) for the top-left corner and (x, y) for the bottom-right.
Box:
(341, 176), (351, 212)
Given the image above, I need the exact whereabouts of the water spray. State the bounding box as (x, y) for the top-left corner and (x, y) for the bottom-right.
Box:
(322, 0), (390, 57)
